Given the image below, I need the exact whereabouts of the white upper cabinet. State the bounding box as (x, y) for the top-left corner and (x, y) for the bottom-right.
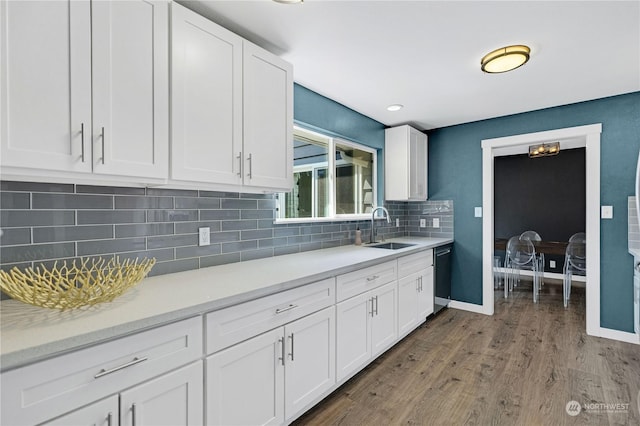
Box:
(170, 3), (293, 192)
(0, 0), (168, 182)
(242, 41), (293, 191)
(171, 3), (243, 185)
(91, 0), (168, 179)
(384, 124), (428, 201)
(0, 0), (92, 173)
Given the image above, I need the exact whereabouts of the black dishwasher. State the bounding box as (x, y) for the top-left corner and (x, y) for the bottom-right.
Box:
(434, 244), (452, 314)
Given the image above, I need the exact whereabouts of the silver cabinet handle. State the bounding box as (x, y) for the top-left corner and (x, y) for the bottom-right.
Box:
(94, 356), (148, 379)
(100, 126), (105, 164)
(131, 403), (137, 426)
(247, 153), (253, 179)
(366, 275), (380, 282)
(288, 333), (294, 361)
(80, 122), (85, 162)
(374, 295), (379, 316)
(369, 297), (374, 317)
(107, 412), (113, 426)
(237, 152), (242, 177)
(275, 304), (298, 314)
(278, 337), (285, 366)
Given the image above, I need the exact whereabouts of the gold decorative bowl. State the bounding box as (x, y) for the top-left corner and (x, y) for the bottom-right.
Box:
(0, 257), (155, 310)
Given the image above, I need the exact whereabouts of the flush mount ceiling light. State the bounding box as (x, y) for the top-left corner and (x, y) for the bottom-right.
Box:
(481, 45), (530, 73)
(528, 141), (560, 158)
(272, 0), (303, 3)
(387, 104), (403, 112)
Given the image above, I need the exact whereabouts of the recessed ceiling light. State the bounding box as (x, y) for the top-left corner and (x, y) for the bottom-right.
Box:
(387, 104), (403, 112)
(272, 0), (303, 3)
(481, 45), (530, 73)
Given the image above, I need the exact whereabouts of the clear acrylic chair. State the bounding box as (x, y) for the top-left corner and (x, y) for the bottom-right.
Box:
(505, 236), (540, 302)
(520, 230), (544, 288)
(569, 232), (586, 244)
(563, 241), (586, 308)
(493, 255), (503, 290)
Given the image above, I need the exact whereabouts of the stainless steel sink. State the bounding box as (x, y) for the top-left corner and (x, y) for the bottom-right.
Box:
(366, 242), (416, 250)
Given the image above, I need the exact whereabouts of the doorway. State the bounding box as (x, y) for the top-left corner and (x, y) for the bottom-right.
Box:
(481, 124), (602, 337)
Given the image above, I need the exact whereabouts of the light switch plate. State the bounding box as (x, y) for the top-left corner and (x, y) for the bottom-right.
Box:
(396, 218), (400, 227)
(433, 218), (440, 228)
(199, 227), (210, 246)
(601, 205), (613, 219)
(474, 207), (482, 218)
(420, 218), (426, 228)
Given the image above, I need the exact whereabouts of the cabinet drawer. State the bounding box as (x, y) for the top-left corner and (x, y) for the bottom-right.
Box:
(1, 316), (203, 426)
(398, 249), (433, 278)
(336, 260), (397, 302)
(206, 278), (335, 354)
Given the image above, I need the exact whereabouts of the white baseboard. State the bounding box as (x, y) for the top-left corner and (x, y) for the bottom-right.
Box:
(590, 326), (640, 345)
(448, 300), (492, 315)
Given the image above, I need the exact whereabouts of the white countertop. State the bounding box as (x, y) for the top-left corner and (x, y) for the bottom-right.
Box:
(0, 237), (452, 371)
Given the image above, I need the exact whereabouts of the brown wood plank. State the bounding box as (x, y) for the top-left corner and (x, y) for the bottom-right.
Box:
(293, 284), (640, 426)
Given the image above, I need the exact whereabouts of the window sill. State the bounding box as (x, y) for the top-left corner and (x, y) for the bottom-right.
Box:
(274, 215), (371, 225)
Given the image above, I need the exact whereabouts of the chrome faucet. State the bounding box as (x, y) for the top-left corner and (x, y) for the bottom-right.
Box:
(370, 206), (391, 244)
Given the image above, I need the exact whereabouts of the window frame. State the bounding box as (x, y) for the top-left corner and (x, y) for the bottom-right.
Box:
(275, 126), (378, 224)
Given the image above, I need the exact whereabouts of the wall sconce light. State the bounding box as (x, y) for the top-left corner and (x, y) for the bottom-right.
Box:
(481, 45), (530, 73)
(529, 141), (560, 158)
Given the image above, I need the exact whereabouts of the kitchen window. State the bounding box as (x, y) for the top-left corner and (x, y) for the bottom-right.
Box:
(276, 126), (377, 222)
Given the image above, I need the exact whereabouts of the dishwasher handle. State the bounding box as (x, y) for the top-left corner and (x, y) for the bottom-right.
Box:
(436, 249), (451, 256)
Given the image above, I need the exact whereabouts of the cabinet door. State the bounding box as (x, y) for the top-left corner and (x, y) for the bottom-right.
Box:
(42, 396), (118, 426)
(370, 281), (398, 357)
(243, 41), (293, 191)
(0, 0), (91, 173)
(171, 3), (243, 185)
(418, 266), (435, 319)
(336, 292), (371, 382)
(397, 272), (419, 337)
(284, 307), (336, 420)
(120, 361), (203, 426)
(206, 328), (284, 426)
(409, 128), (427, 200)
(91, 0), (168, 179)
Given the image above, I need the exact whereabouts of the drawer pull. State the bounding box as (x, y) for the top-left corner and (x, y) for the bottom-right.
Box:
(275, 304), (298, 314)
(107, 412), (113, 426)
(94, 356), (148, 379)
(366, 275), (380, 282)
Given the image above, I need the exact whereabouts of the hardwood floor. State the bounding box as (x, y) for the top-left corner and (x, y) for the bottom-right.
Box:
(293, 282), (640, 426)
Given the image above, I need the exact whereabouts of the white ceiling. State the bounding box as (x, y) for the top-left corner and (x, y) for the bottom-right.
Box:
(178, 0), (640, 131)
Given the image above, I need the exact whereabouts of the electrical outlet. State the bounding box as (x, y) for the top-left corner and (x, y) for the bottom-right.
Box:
(396, 218), (400, 227)
(420, 218), (426, 228)
(433, 218), (440, 228)
(474, 207), (482, 218)
(198, 227), (210, 246)
(601, 205), (613, 219)
(550, 260), (556, 268)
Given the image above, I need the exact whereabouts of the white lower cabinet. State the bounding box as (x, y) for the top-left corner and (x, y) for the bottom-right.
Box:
(120, 362), (203, 426)
(336, 281), (397, 382)
(43, 362), (203, 426)
(43, 396), (119, 426)
(2, 317), (203, 426)
(398, 267), (434, 338)
(206, 306), (336, 425)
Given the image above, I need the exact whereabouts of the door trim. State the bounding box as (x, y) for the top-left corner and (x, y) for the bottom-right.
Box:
(480, 124), (603, 336)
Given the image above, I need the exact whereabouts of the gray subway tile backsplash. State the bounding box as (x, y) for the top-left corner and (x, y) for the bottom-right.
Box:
(34, 225), (113, 243)
(0, 181), (453, 292)
(0, 227), (31, 246)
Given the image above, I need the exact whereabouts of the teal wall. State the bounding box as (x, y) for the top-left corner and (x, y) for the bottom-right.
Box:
(293, 84), (386, 204)
(428, 91), (640, 332)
